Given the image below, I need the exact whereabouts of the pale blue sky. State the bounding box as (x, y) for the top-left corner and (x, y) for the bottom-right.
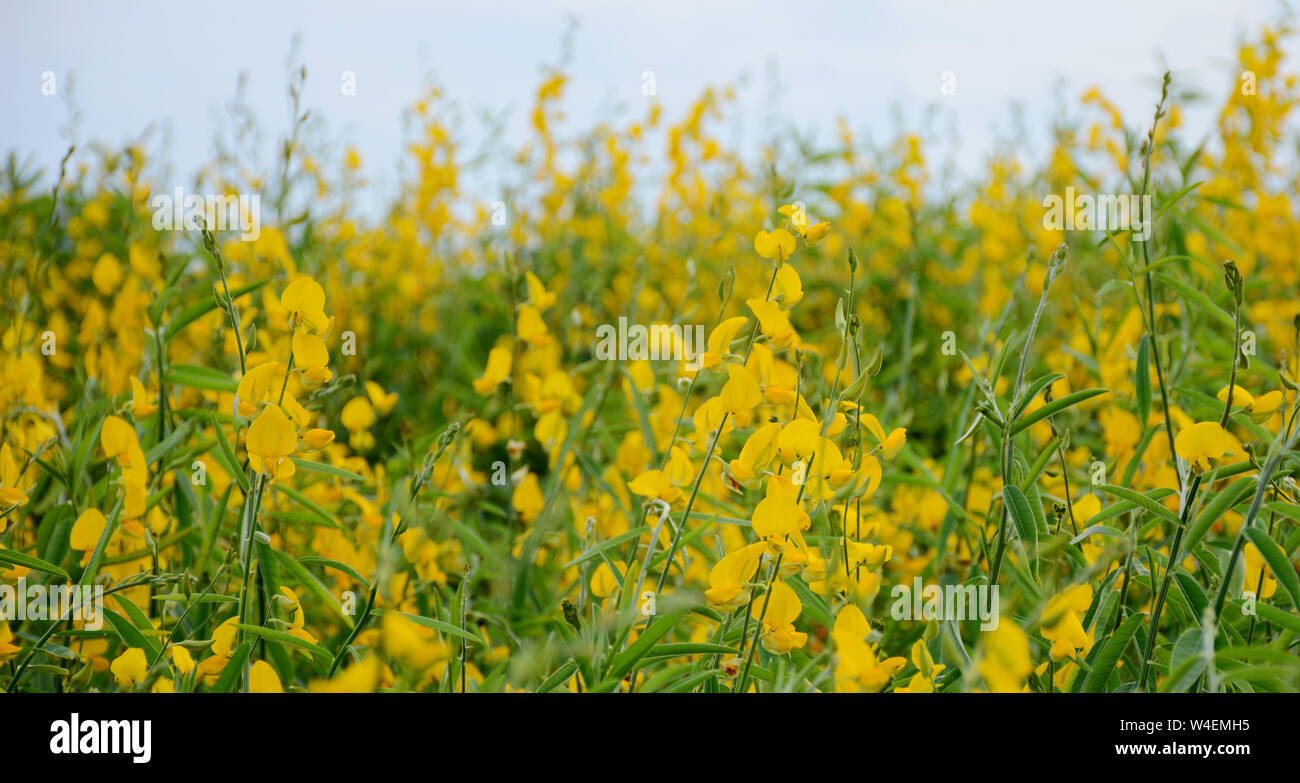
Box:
(0, 0), (1288, 217)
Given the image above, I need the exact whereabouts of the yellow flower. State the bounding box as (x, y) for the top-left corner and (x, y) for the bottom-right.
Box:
(1174, 420), (1240, 472)
(299, 428), (336, 451)
(278, 586), (317, 645)
(746, 298), (796, 348)
(777, 417), (820, 465)
(728, 421), (781, 486)
(71, 508), (108, 551)
(341, 397), (376, 450)
(291, 329), (332, 386)
(364, 380), (399, 415)
(1248, 390), (1285, 423)
(100, 415), (141, 464)
(896, 639), (946, 693)
(1218, 385), (1285, 424)
(309, 655), (383, 693)
(1243, 542), (1278, 599)
(0, 444), (29, 509)
(1216, 384), (1254, 410)
(246, 404), (297, 480)
(473, 346), (513, 394)
(778, 203), (830, 243)
(719, 363), (762, 428)
(773, 264), (803, 306)
(92, 252), (123, 294)
(234, 361), (287, 418)
(512, 472), (545, 521)
(832, 605), (905, 692)
(753, 229), (795, 263)
(211, 616), (239, 658)
(861, 413), (907, 459)
(281, 276), (332, 334)
(978, 621), (1033, 692)
(753, 580), (807, 653)
(382, 611), (448, 670)
(0, 622), (22, 658)
(129, 376), (157, 418)
(517, 304), (551, 347)
(169, 645), (195, 676)
(705, 542), (765, 609)
(1040, 583), (1094, 661)
(525, 271), (557, 310)
(751, 496), (807, 548)
(698, 316), (748, 370)
(249, 660), (283, 693)
(627, 447), (692, 505)
(111, 647), (148, 690)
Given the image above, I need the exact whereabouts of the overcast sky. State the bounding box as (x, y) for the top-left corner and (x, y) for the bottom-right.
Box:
(0, 0), (1289, 216)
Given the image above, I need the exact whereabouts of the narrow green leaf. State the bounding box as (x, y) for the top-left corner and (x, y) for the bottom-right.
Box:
(1095, 484), (1181, 527)
(1083, 612), (1143, 692)
(0, 549), (69, 581)
(291, 458), (368, 484)
(235, 623), (333, 661)
(369, 609), (485, 645)
(1002, 485), (1037, 562)
(1010, 389), (1109, 436)
(537, 660), (579, 693)
(1135, 335), (1151, 423)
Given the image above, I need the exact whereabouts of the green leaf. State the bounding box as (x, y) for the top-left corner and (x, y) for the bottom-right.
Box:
(1160, 628), (1206, 693)
(273, 549), (352, 627)
(1009, 388), (1109, 436)
(1095, 484), (1181, 527)
(1243, 526), (1300, 609)
(296, 557), (367, 585)
(1083, 612), (1143, 692)
(639, 643), (740, 659)
(594, 607), (689, 691)
(1010, 372), (1065, 423)
(1155, 273), (1233, 328)
(1069, 524), (1128, 545)
(562, 526), (652, 568)
(151, 593), (238, 605)
(165, 364), (237, 393)
(1255, 603), (1300, 636)
(235, 623), (333, 661)
(1002, 485), (1037, 564)
(291, 458), (368, 484)
(0, 549), (70, 581)
(537, 660), (579, 693)
(368, 609), (485, 645)
(1135, 335), (1151, 423)
(1185, 476), (1255, 552)
(103, 608), (160, 661)
(1174, 572), (1209, 618)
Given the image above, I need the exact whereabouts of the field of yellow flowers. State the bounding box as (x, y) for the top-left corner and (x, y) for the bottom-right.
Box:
(3, 25), (1300, 696)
